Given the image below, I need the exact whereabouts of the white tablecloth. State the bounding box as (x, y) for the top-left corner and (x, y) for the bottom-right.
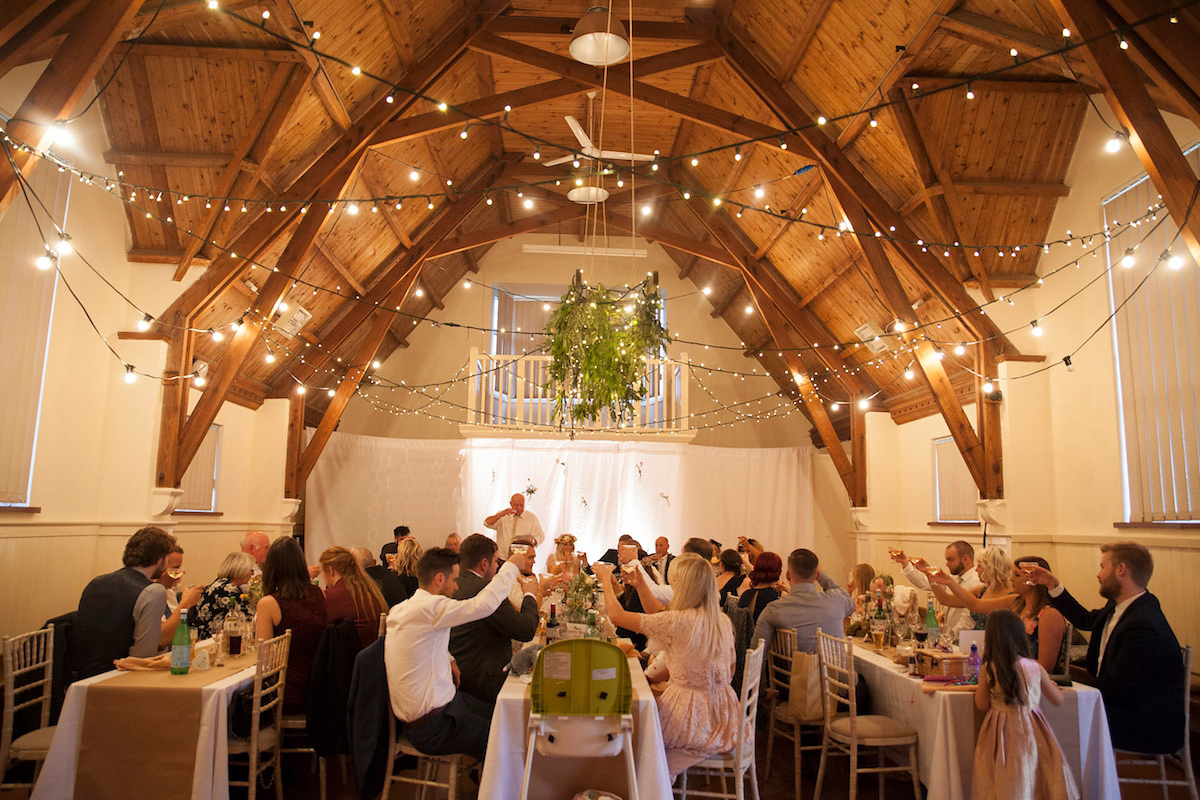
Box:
(30, 665), (256, 800)
(479, 656), (673, 800)
(853, 646), (1120, 800)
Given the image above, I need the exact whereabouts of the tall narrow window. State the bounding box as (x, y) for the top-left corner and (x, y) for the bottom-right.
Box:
(0, 146), (70, 506)
(933, 436), (977, 522)
(177, 425), (221, 512)
(1105, 144), (1200, 523)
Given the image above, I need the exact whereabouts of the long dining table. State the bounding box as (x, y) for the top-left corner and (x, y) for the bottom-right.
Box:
(852, 643), (1121, 800)
(30, 655), (257, 800)
(479, 654), (673, 800)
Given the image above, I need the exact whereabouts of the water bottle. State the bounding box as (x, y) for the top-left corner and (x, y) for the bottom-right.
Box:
(170, 609), (191, 674)
(967, 642), (981, 680)
(584, 609), (600, 639)
(924, 596), (940, 647)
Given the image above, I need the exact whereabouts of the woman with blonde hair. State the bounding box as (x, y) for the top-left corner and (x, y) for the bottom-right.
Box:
(318, 546), (387, 647)
(392, 537), (422, 597)
(593, 553), (738, 778)
(191, 552), (255, 639)
(546, 533), (579, 576)
(928, 545), (1017, 630)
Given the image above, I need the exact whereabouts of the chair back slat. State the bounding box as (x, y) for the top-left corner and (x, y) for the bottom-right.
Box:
(733, 641), (766, 763)
(2, 628), (55, 770)
(766, 627), (796, 694)
(378, 612), (388, 639)
(816, 630), (857, 727)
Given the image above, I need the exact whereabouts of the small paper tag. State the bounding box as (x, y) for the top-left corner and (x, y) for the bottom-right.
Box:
(543, 652), (572, 680)
(591, 667), (616, 681)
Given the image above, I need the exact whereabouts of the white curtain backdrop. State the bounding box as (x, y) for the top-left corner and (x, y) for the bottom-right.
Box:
(306, 434), (813, 566)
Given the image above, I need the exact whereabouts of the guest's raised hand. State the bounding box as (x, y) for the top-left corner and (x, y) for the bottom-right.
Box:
(508, 549), (535, 574)
(927, 568), (953, 586)
(180, 585), (203, 609)
(592, 562), (615, 582)
(518, 574), (541, 596)
(1020, 562), (1060, 590)
(910, 557), (931, 574)
(888, 547), (908, 564)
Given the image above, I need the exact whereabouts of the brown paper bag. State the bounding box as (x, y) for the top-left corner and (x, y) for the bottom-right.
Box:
(787, 651), (824, 722)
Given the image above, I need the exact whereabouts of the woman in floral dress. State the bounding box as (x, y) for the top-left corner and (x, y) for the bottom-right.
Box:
(190, 552), (254, 639)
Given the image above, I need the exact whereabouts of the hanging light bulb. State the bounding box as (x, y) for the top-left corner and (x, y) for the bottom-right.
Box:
(296, 384), (306, 395)
(264, 352), (276, 364)
(966, 83), (975, 100)
(1121, 247), (1135, 267)
(904, 368), (915, 380)
(1030, 320), (1043, 337)
(1062, 355), (1074, 372)
(830, 402), (840, 412)
(857, 398), (869, 410)
(983, 379), (995, 394)
(892, 319), (907, 333)
(734, 148), (742, 161)
(210, 328), (224, 342)
(35, 250), (55, 270)
(193, 373), (207, 387)
(954, 343), (966, 356)
(459, 123), (470, 139)
(124, 365), (137, 384)
(533, 148), (541, 160)
(137, 313), (153, 331)
(1167, 253), (1184, 270)
(54, 233), (72, 255)
(1106, 131), (1128, 153)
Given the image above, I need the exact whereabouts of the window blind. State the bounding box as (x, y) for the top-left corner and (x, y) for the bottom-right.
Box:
(934, 436), (978, 522)
(1105, 145), (1200, 522)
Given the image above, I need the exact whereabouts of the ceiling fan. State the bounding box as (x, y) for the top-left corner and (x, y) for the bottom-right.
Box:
(542, 92), (656, 168)
(544, 92), (656, 204)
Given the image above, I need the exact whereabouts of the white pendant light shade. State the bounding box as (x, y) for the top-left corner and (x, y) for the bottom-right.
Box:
(570, 7), (629, 66)
(567, 185), (610, 204)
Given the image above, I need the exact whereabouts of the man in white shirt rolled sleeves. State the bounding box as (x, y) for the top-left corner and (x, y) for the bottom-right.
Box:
(384, 545), (536, 761)
(890, 540), (981, 636)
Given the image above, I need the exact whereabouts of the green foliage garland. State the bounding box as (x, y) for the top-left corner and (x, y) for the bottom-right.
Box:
(544, 273), (669, 425)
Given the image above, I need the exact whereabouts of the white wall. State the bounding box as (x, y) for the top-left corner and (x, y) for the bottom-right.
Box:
(846, 103), (1200, 661)
(0, 64), (293, 638)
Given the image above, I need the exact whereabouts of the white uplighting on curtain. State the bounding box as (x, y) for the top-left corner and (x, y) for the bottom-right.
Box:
(306, 434), (813, 566)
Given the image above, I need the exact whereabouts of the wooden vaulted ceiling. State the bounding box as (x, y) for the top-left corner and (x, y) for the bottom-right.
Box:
(4, 0), (1200, 502)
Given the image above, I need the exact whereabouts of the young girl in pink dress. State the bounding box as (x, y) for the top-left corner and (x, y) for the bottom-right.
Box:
(973, 610), (1079, 800)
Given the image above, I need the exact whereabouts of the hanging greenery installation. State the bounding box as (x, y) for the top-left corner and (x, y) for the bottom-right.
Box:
(544, 271), (669, 426)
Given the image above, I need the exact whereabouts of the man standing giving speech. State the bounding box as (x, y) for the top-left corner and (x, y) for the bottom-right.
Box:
(483, 493), (544, 555)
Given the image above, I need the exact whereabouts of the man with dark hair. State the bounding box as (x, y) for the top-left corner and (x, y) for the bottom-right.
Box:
(751, 548), (852, 653)
(154, 542), (203, 649)
(449, 535), (540, 703)
(890, 539), (981, 636)
(627, 535), (719, 609)
(68, 526), (178, 680)
(385, 546), (536, 761)
(380, 524), (411, 566)
(1024, 541), (1185, 754)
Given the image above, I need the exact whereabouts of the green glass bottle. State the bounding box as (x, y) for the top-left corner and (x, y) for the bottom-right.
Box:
(584, 609), (599, 639)
(170, 609), (191, 674)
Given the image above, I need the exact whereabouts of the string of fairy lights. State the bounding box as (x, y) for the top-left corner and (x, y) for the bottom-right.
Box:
(3, 0), (1197, 428)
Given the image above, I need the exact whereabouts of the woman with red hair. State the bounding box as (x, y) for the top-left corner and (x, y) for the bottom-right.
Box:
(738, 551), (783, 622)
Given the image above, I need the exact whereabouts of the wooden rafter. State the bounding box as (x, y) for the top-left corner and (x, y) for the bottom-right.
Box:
(1106, 0), (1200, 100)
(835, 0), (960, 150)
(358, 166), (414, 249)
(315, 240), (366, 295)
(0, 0), (142, 216)
(698, 13), (1021, 358)
(428, 204), (589, 257)
(774, 0), (833, 83)
(111, 41), (306, 62)
(282, 161), (506, 390)
(887, 87), (991, 298)
(753, 167), (823, 260)
(126, 54), (180, 253)
(151, 0), (510, 330)
(1051, 0), (1200, 265)
(171, 61), (309, 278)
(1098, 3), (1200, 131)
(269, 0), (351, 130)
(170, 193), (345, 485)
(0, 0), (87, 81)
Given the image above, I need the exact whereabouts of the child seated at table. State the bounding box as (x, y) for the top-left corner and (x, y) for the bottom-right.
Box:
(972, 610), (1079, 800)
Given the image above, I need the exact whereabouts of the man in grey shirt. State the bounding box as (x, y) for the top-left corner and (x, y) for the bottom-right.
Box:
(68, 526), (176, 680)
(752, 548), (853, 653)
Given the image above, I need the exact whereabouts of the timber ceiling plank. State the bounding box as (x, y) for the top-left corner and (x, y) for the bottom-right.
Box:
(0, 0), (143, 216)
(150, 0), (511, 332)
(0, 0), (88, 81)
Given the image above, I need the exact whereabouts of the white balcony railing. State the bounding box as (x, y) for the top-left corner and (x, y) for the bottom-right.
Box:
(464, 348), (690, 434)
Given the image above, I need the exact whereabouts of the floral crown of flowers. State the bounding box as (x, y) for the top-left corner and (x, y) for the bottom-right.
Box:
(554, 534), (577, 546)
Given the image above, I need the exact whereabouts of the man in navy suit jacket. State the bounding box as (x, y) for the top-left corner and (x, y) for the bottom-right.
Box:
(1025, 541), (1185, 754)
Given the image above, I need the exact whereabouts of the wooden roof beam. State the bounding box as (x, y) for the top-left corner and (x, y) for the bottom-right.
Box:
(605, 213), (742, 270)
(834, 0), (960, 150)
(1099, 3), (1200, 131)
(284, 160), (506, 389)
(0, 0), (142, 217)
(1106, 0), (1200, 100)
(1051, 0), (1200, 265)
(903, 75), (1101, 94)
(671, 186), (879, 399)
(268, 0), (351, 130)
(429, 204), (589, 257)
(126, 0), (261, 38)
(102, 149), (235, 168)
(709, 282), (744, 318)
(485, 17), (709, 42)
(172, 61), (310, 278)
(0, 0), (87, 81)
(358, 166), (414, 249)
(152, 0), (510, 326)
(774, 0), (833, 83)
(696, 12), (1021, 359)
(753, 167), (823, 260)
(888, 87), (991, 298)
(111, 41), (306, 62)
(315, 241), (366, 296)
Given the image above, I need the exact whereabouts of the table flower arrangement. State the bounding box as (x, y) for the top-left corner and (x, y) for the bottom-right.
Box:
(563, 569), (600, 623)
(846, 572), (895, 637)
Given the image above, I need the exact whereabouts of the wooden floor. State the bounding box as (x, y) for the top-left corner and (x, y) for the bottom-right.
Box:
(4, 716), (1196, 800)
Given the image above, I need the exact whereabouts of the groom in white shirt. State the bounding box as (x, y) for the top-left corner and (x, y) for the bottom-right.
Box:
(384, 546), (536, 761)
